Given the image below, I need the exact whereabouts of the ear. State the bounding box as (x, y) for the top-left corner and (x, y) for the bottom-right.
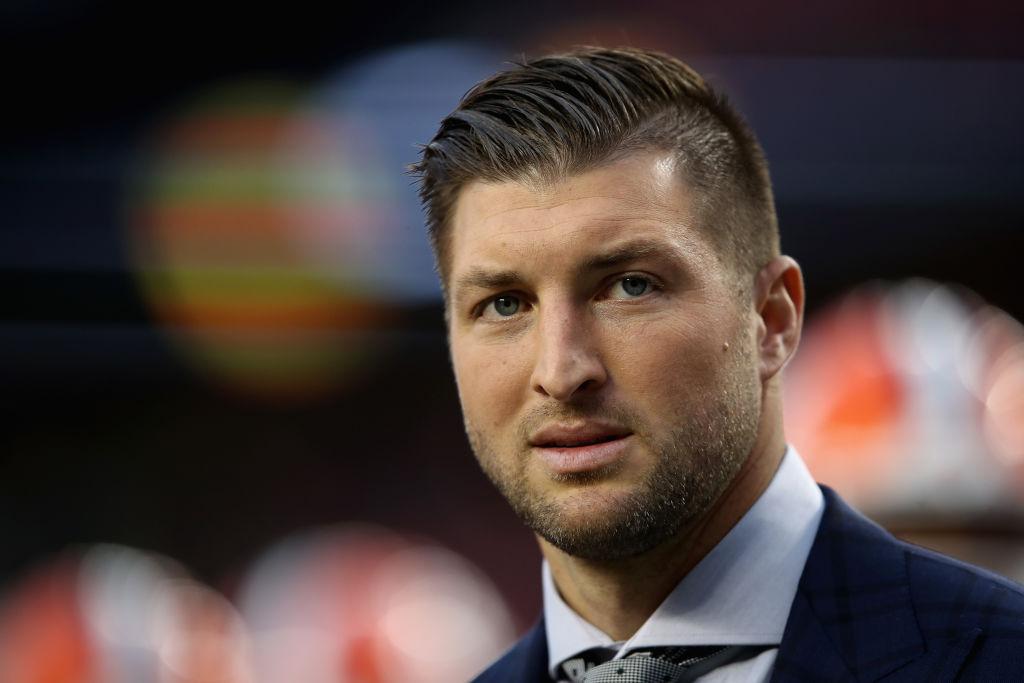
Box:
(752, 255), (804, 382)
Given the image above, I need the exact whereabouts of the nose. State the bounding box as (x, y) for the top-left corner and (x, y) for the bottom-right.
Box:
(530, 304), (608, 402)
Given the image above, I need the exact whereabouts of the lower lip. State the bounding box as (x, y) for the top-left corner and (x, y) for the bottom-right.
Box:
(534, 435), (633, 475)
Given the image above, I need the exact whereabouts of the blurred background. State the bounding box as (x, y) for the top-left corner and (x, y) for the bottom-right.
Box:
(1, 1), (1023, 681)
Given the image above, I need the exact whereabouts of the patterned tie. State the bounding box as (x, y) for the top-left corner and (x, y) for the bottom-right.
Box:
(560, 645), (761, 683)
(582, 652), (684, 683)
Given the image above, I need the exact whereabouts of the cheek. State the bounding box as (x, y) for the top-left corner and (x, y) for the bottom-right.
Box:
(451, 338), (531, 427)
(603, 316), (733, 406)
(606, 312), (720, 373)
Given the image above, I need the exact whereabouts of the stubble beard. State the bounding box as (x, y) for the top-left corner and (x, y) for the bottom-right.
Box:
(466, 362), (762, 562)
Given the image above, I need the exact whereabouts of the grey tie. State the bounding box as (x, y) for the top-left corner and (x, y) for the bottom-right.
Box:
(583, 653), (683, 683)
(579, 645), (760, 683)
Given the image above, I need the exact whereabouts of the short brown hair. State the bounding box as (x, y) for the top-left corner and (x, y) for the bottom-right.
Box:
(411, 47), (779, 292)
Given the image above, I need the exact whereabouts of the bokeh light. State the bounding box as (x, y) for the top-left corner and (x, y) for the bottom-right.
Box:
(127, 80), (401, 401)
(149, 580), (251, 683)
(0, 557), (95, 683)
(238, 524), (515, 683)
(0, 545), (250, 683)
(785, 279), (1024, 517)
(0, 530), (510, 682)
(974, 309), (1024, 468)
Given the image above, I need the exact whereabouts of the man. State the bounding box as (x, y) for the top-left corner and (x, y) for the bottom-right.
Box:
(412, 47), (1024, 682)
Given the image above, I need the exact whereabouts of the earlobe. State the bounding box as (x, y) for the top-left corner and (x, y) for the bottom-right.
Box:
(753, 256), (804, 382)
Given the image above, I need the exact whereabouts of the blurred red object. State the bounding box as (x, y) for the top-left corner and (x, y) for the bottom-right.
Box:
(785, 280), (1024, 516)
(0, 559), (96, 683)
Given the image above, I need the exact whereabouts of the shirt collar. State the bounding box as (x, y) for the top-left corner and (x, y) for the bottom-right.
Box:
(543, 446), (824, 677)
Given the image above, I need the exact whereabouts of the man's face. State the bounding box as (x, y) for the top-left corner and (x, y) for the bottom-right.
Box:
(446, 151), (764, 561)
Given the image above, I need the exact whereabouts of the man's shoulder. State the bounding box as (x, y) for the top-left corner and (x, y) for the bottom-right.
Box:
(471, 618), (551, 683)
(903, 534), (1024, 616)
(899, 524), (1024, 678)
(777, 486), (1024, 681)
(817, 485), (1024, 618)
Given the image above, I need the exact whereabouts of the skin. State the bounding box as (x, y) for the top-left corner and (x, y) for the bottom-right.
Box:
(446, 150), (804, 641)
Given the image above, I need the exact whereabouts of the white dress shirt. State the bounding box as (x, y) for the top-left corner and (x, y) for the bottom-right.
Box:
(543, 446), (825, 682)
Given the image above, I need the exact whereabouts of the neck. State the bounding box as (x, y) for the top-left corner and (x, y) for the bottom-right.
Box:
(541, 389), (787, 641)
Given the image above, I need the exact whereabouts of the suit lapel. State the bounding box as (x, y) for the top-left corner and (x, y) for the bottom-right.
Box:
(773, 487), (926, 682)
(473, 618), (553, 683)
(514, 618), (555, 682)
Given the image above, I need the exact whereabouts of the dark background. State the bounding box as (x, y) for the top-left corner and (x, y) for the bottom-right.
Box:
(2, 0), (1023, 631)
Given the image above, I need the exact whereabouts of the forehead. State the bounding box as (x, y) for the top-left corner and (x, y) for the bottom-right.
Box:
(447, 151), (710, 283)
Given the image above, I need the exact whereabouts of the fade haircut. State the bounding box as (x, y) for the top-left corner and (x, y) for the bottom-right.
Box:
(411, 46), (780, 296)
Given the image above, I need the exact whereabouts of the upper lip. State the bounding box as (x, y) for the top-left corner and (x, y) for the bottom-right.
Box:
(529, 423), (632, 448)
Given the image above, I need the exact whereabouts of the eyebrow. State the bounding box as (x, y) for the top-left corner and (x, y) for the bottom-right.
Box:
(454, 268), (523, 294)
(577, 238), (674, 273)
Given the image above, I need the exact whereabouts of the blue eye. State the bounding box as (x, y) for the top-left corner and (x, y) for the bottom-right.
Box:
(621, 276), (649, 296)
(491, 295), (520, 316)
(609, 275), (652, 300)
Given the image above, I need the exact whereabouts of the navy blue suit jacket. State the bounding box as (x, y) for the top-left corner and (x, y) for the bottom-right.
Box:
(473, 487), (1024, 682)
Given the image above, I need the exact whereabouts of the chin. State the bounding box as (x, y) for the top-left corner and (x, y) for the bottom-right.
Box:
(524, 487), (680, 560)
(538, 517), (679, 562)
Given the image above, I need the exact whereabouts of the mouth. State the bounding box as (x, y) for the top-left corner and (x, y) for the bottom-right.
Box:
(536, 433), (626, 449)
(529, 422), (632, 448)
(529, 424), (633, 475)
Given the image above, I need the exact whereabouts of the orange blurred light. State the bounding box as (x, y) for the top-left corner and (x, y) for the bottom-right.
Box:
(127, 81), (400, 401)
(0, 560), (96, 683)
(785, 280), (1024, 514)
(784, 290), (905, 504)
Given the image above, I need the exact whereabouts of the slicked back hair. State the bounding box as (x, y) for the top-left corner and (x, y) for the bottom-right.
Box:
(411, 47), (780, 297)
